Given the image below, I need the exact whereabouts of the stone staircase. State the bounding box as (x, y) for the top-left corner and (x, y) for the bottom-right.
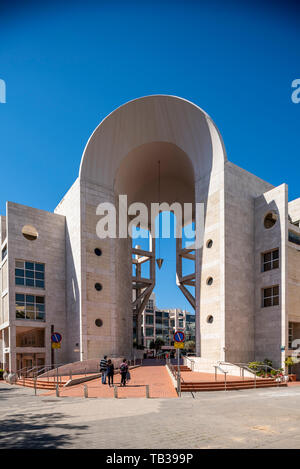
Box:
(16, 378), (68, 390)
(181, 378), (287, 392)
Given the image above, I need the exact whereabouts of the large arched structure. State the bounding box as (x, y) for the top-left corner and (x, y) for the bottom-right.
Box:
(55, 95), (278, 367)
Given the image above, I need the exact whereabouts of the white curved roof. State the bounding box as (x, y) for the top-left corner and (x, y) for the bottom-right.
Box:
(79, 95), (227, 188)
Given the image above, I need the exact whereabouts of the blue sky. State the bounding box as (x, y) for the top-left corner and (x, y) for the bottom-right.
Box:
(0, 0), (299, 310)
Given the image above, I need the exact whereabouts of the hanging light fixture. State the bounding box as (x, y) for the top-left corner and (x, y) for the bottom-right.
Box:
(156, 160), (164, 270)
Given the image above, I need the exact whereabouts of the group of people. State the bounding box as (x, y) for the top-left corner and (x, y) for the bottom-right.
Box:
(99, 356), (130, 387)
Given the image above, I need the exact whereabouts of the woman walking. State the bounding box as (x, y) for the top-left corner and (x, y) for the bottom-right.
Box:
(107, 359), (115, 387)
(119, 359), (128, 386)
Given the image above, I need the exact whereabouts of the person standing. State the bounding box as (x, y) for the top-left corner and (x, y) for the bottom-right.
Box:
(100, 355), (108, 384)
(120, 359), (128, 387)
(107, 359), (115, 387)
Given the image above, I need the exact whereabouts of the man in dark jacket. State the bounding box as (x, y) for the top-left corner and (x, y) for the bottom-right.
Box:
(100, 355), (108, 384)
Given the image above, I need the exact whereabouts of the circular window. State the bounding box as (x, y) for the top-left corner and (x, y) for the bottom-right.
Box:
(206, 277), (213, 286)
(264, 212), (277, 229)
(95, 283), (102, 291)
(206, 239), (213, 248)
(95, 319), (103, 327)
(207, 315), (214, 324)
(22, 225), (38, 241)
(94, 248), (102, 256)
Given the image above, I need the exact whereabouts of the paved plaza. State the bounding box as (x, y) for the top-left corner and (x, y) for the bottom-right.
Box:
(1, 381), (300, 449)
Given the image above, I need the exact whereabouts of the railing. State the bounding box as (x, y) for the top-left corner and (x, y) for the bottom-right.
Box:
(166, 360), (183, 396)
(214, 365), (228, 390)
(185, 356), (195, 371)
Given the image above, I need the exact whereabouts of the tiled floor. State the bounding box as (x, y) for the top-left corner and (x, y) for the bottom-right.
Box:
(41, 365), (178, 399)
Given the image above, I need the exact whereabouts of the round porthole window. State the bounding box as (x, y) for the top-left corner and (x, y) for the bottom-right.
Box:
(207, 315), (214, 324)
(264, 212), (277, 229)
(94, 248), (102, 256)
(206, 277), (213, 286)
(95, 319), (103, 327)
(22, 225), (38, 241)
(206, 239), (213, 248)
(95, 283), (102, 291)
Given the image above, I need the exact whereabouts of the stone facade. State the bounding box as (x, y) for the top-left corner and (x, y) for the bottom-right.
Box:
(1, 95), (300, 372)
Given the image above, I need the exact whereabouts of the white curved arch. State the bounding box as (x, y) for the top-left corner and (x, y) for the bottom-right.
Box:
(79, 95), (227, 187)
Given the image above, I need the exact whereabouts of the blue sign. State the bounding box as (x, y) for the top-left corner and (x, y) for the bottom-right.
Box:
(51, 332), (62, 343)
(174, 331), (185, 343)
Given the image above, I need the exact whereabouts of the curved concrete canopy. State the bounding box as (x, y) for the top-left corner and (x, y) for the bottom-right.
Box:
(79, 95), (227, 188)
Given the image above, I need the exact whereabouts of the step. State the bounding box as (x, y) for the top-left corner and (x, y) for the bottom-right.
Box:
(16, 379), (67, 389)
(181, 379), (277, 387)
(181, 383), (287, 392)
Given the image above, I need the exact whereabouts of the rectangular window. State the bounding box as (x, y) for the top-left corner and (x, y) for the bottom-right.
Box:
(261, 249), (279, 272)
(15, 293), (45, 321)
(288, 322), (293, 349)
(262, 285), (279, 308)
(145, 327), (154, 337)
(15, 260), (45, 288)
(145, 315), (154, 325)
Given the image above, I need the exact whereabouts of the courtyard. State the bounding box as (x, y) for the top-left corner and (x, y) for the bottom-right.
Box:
(1, 381), (300, 449)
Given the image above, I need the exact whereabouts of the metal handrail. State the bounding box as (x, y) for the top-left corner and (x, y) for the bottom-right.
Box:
(214, 365), (228, 391)
(185, 356), (195, 371)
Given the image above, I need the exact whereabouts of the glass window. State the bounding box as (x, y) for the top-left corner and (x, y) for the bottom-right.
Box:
(15, 260), (45, 289)
(262, 286), (280, 308)
(146, 328), (154, 337)
(15, 293), (45, 321)
(146, 315), (154, 325)
(262, 249), (279, 272)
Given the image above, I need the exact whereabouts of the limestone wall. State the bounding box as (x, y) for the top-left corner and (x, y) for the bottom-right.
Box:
(6, 201), (67, 370)
(254, 184), (288, 368)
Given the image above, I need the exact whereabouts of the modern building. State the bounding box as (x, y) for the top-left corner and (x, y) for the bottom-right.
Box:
(140, 293), (195, 349)
(1, 95), (300, 373)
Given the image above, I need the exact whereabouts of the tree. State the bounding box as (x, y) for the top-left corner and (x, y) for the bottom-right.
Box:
(185, 340), (195, 352)
(154, 338), (165, 351)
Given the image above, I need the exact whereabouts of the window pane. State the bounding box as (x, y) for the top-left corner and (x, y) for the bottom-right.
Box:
(25, 262), (34, 270)
(264, 263), (271, 272)
(25, 270), (34, 278)
(16, 294), (24, 302)
(36, 304), (45, 312)
(273, 296), (279, 306)
(26, 295), (35, 303)
(264, 298), (272, 307)
(26, 309), (35, 320)
(273, 285), (279, 296)
(36, 311), (45, 321)
(35, 280), (45, 288)
(15, 269), (24, 277)
(264, 288), (272, 298)
(16, 308), (25, 319)
(36, 296), (44, 304)
(16, 277), (25, 286)
(15, 260), (24, 268)
(25, 279), (34, 287)
(35, 263), (44, 272)
(272, 250), (279, 260)
(273, 259), (279, 269)
(264, 252), (272, 262)
(35, 272), (44, 280)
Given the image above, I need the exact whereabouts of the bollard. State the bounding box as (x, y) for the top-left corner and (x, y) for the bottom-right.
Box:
(56, 384), (60, 397)
(34, 377), (37, 396)
(84, 384), (88, 398)
(146, 384), (150, 398)
(114, 385), (118, 398)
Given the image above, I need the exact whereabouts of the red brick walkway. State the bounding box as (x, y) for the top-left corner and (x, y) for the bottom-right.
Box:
(41, 365), (178, 399)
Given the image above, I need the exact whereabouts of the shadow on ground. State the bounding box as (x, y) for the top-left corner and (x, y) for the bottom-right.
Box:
(0, 412), (88, 449)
